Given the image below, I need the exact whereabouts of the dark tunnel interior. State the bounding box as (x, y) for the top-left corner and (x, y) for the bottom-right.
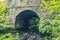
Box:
(15, 10), (40, 33)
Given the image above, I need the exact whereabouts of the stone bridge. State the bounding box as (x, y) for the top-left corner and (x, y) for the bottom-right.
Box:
(6, 0), (48, 26)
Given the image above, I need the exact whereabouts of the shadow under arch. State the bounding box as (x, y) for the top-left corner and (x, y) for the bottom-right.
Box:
(15, 10), (40, 33)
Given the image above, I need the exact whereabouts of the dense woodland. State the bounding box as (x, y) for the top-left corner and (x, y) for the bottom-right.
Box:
(0, 0), (60, 40)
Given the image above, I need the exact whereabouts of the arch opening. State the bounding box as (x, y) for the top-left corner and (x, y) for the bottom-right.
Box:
(15, 10), (40, 33)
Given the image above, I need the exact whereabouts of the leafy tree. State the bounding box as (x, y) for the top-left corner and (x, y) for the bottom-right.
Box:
(38, 0), (60, 39)
(0, 0), (11, 31)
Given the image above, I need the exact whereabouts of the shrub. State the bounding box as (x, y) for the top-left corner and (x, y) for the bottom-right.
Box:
(0, 0), (11, 30)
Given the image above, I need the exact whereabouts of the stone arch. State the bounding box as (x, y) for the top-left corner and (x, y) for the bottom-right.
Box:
(15, 10), (40, 32)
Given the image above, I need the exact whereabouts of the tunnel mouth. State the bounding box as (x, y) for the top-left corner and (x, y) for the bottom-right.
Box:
(15, 10), (40, 32)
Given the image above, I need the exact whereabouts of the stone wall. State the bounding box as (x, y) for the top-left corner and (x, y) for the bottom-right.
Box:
(6, 0), (47, 26)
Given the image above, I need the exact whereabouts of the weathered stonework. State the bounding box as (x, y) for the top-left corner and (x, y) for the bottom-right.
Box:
(6, 0), (47, 26)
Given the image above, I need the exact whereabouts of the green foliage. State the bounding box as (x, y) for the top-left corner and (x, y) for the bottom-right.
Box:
(38, 19), (60, 37)
(0, 33), (20, 40)
(0, 0), (60, 40)
(0, 0), (11, 30)
(38, 0), (60, 40)
(41, 0), (60, 12)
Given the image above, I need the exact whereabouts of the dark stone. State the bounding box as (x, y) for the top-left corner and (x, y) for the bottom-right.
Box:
(19, 33), (42, 40)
